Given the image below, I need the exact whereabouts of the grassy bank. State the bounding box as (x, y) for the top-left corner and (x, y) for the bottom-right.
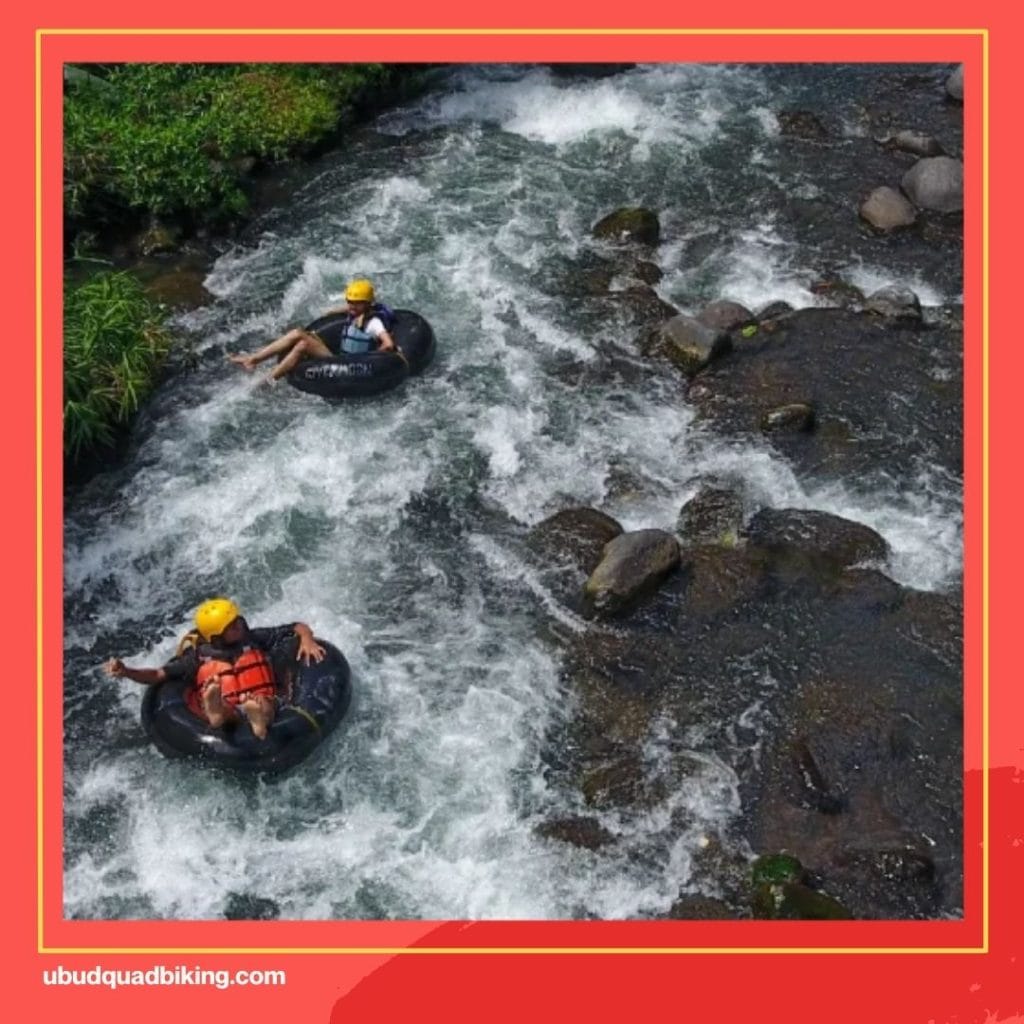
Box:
(63, 62), (432, 473)
(64, 272), (172, 470)
(64, 63), (420, 245)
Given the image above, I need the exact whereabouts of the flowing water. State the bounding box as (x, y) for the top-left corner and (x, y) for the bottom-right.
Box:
(63, 63), (963, 920)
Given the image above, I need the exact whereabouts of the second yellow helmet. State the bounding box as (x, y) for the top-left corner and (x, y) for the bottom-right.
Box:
(195, 597), (241, 641)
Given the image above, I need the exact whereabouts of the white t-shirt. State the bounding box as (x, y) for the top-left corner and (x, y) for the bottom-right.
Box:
(361, 316), (386, 339)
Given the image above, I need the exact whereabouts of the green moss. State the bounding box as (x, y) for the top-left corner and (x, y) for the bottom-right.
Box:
(752, 882), (853, 920)
(751, 853), (805, 886)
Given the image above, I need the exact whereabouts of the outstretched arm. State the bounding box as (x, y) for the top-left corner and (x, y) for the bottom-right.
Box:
(103, 658), (167, 686)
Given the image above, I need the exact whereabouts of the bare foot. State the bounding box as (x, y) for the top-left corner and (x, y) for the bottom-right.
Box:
(245, 698), (273, 740)
(228, 353), (258, 370)
(202, 682), (232, 728)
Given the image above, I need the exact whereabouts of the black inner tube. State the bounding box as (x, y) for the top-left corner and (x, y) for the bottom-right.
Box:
(285, 309), (435, 399)
(140, 638), (352, 775)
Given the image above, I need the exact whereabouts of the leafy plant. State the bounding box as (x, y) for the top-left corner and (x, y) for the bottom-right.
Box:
(63, 63), (403, 228)
(63, 272), (171, 461)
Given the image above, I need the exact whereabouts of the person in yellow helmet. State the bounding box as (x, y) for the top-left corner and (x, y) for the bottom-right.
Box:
(228, 278), (397, 383)
(103, 598), (325, 741)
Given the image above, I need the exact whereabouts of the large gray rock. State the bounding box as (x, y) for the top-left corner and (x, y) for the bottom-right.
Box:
(865, 285), (923, 321)
(698, 300), (755, 332)
(761, 403), (816, 433)
(746, 508), (889, 570)
(891, 129), (944, 157)
(946, 65), (963, 101)
(757, 300), (795, 323)
(677, 486), (746, 545)
(583, 529), (681, 618)
(527, 507), (623, 575)
(647, 315), (732, 377)
(901, 156), (963, 213)
(860, 186), (918, 231)
(592, 207), (661, 246)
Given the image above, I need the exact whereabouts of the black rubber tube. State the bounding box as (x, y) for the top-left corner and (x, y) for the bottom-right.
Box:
(140, 639), (352, 775)
(286, 309), (436, 399)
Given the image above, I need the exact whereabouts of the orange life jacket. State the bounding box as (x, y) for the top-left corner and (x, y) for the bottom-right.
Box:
(194, 648), (276, 706)
(220, 648), (276, 706)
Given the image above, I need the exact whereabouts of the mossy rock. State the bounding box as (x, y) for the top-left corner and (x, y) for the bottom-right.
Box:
(751, 852), (806, 886)
(752, 881), (853, 920)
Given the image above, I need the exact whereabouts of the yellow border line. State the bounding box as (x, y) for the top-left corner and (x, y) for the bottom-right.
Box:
(40, 946), (988, 955)
(38, 27), (987, 35)
(41, 24), (991, 954)
(35, 26), (45, 956)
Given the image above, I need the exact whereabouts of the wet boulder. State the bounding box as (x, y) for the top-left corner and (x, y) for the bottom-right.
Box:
(646, 314), (732, 377)
(527, 507), (624, 610)
(592, 207), (661, 246)
(224, 893), (281, 920)
(746, 508), (889, 571)
(760, 403), (816, 434)
(613, 289), (680, 332)
(749, 853), (851, 919)
(865, 285), (923, 321)
(677, 485), (746, 546)
(684, 307), (963, 481)
(829, 843), (941, 918)
(809, 277), (866, 309)
(757, 300), (795, 323)
(528, 507), (624, 574)
(890, 129), (945, 157)
(901, 156), (963, 213)
(535, 816), (616, 850)
(789, 737), (847, 814)
(946, 65), (963, 102)
(546, 251), (616, 297)
(743, 602), (962, 920)
(667, 895), (738, 919)
(678, 546), (768, 619)
(698, 300), (755, 333)
(631, 260), (664, 285)
(547, 251), (665, 300)
(777, 110), (829, 139)
(860, 186), (918, 232)
(583, 529), (681, 618)
(752, 880), (853, 920)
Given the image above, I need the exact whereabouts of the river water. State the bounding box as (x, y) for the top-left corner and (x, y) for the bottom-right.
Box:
(63, 63), (963, 920)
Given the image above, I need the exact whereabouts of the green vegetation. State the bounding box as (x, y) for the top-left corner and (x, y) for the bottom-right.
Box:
(63, 272), (171, 462)
(64, 63), (396, 231)
(62, 63), (427, 477)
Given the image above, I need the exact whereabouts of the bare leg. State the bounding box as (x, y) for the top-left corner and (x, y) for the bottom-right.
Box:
(229, 328), (308, 371)
(268, 334), (334, 381)
(243, 696), (275, 740)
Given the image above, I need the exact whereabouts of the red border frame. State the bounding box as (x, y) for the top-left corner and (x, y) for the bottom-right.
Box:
(6, 3), (1019, 1021)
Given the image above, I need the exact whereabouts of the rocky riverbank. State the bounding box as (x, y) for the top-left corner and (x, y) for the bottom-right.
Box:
(520, 63), (964, 919)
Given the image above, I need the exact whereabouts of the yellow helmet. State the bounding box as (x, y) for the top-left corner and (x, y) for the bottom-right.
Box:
(345, 279), (375, 303)
(195, 598), (241, 641)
